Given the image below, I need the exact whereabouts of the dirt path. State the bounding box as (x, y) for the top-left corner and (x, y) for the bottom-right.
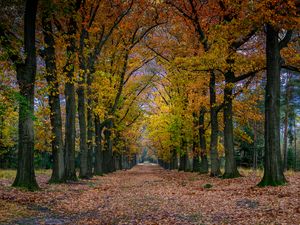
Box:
(1, 164), (300, 224)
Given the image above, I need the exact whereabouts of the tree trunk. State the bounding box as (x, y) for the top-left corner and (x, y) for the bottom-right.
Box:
(294, 119), (297, 170)
(192, 112), (200, 172)
(114, 153), (121, 170)
(41, 8), (65, 183)
(178, 138), (187, 171)
(223, 73), (241, 178)
(64, 83), (77, 180)
(12, 0), (39, 191)
(253, 122), (258, 170)
(78, 25), (93, 178)
(119, 154), (123, 170)
(112, 152), (117, 171)
(77, 83), (89, 178)
(209, 71), (221, 176)
(94, 116), (103, 175)
(192, 141), (200, 172)
(77, 81), (88, 178)
(179, 154), (186, 171)
(87, 75), (94, 177)
(170, 149), (178, 170)
(103, 119), (113, 173)
(258, 24), (286, 186)
(283, 74), (291, 171)
(64, 12), (78, 181)
(199, 107), (208, 174)
(123, 155), (129, 169)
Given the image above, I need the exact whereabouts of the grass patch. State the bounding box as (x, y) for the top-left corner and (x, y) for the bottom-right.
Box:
(0, 169), (51, 179)
(0, 170), (16, 179)
(238, 168), (264, 177)
(284, 170), (296, 176)
(238, 168), (297, 177)
(203, 183), (213, 189)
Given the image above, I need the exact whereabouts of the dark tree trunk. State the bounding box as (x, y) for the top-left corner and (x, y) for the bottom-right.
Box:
(209, 71), (221, 177)
(77, 85), (87, 179)
(77, 81), (88, 178)
(192, 141), (200, 172)
(122, 155), (130, 169)
(87, 74), (94, 177)
(167, 161), (171, 169)
(293, 119), (297, 170)
(258, 24), (286, 186)
(77, 25), (91, 178)
(102, 136), (109, 173)
(192, 154), (200, 172)
(64, 5), (80, 181)
(103, 119), (114, 173)
(223, 73), (241, 178)
(112, 153), (117, 171)
(199, 107), (208, 174)
(178, 138), (187, 171)
(12, 0), (39, 191)
(119, 154), (122, 170)
(170, 149), (178, 170)
(185, 151), (191, 171)
(41, 7), (65, 183)
(94, 116), (103, 175)
(114, 153), (121, 170)
(64, 79), (77, 180)
(192, 112), (200, 172)
(132, 155), (137, 167)
(179, 154), (186, 171)
(253, 122), (258, 170)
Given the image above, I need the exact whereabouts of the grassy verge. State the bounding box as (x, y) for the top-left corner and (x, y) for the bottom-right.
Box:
(0, 169), (51, 179)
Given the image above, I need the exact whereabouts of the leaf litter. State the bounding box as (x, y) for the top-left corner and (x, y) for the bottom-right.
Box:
(0, 164), (299, 224)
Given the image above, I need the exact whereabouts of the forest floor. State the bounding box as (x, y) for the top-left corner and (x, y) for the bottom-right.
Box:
(0, 164), (299, 225)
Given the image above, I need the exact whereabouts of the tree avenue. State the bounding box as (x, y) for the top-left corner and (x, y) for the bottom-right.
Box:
(0, 0), (299, 193)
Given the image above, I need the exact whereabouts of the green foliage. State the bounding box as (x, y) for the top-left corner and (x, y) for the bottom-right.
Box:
(0, 86), (18, 156)
(203, 183), (213, 189)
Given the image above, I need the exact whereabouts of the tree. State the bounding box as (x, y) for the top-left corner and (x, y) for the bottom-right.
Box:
(12, 0), (39, 190)
(258, 25), (287, 186)
(64, 0), (82, 181)
(78, 0), (134, 175)
(165, 0), (222, 176)
(41, 0), (65, 183)
(258, 0), (299, 186)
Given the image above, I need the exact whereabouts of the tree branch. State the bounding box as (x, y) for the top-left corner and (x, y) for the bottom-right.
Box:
(279, 30), (293, 50)
(233, 68), (265, 83)
(281, 65), (300, 73)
